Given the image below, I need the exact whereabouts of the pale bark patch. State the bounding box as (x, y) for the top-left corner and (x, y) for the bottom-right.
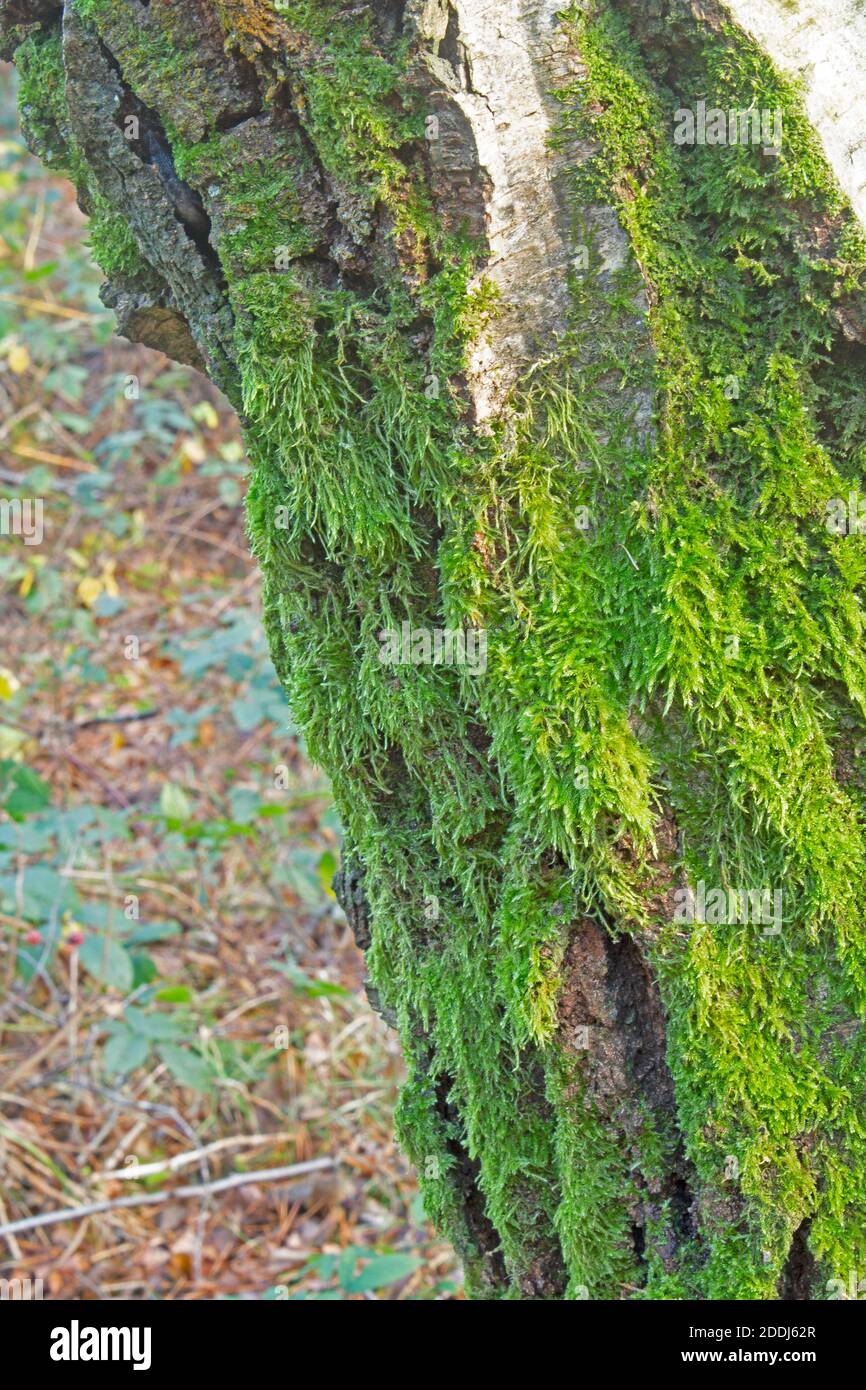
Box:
(414, 0), (635, 422)
(723, 0), (866, 229)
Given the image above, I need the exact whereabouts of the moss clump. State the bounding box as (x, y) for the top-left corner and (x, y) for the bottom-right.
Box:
(69, 0), (214, 143)
(213, 0), (286, 61)
(527, 0), (866, 1294)
(14, 28), (72, 172)
(86, 197), (150, 280)
(172, 129), (319, 276)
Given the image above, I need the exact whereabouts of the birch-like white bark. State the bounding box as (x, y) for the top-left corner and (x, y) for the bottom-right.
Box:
(723, 2), (866, 229)
(411, 0), (632, 422)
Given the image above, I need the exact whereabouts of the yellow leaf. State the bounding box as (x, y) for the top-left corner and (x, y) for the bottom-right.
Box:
(180, 437), (206, 466)
(102, 560), (119, 598)
(18, 568), (34, 598)
(0, 667), (20, 701)
(191, 401), (219, 431)
(7, 343), (30, 375)
(77, 575), (104, 608)
(0, 724), (27, 758)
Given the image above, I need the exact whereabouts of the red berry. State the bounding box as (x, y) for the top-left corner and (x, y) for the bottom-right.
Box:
(24, 929), (42, 946)
(66, 929), (85, 948)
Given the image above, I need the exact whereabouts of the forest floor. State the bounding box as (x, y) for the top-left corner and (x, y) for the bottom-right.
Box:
(0, 67), (459, 1301)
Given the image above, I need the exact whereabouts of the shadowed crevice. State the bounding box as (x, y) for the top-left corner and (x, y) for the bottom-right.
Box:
(780, 1219), (818, 1300)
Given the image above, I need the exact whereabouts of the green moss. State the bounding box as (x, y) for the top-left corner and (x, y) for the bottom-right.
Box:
(535, 0), (866, 1295)
(172, 129), (318, 276)
(70, 0), (217, 143)
(14, 29), (73, 172)
(15, 27), (151, 285)
(86, 197), (150, 279)
(237, 0), (866, 1295)
(268, 1), (436, 256)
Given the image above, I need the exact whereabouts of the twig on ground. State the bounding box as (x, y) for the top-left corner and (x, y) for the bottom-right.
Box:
(0, 1159), (337, 1239)
(71, 709), (160, 730)
(91, 1131), (295, 1182)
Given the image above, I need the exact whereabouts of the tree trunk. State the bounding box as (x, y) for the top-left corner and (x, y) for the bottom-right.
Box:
(6, 0), (866, 1300)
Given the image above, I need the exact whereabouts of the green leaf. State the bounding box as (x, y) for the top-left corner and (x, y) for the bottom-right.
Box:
(154, 985), (192, 1004)
(1, 763), (51, 819)
(337, 1247), (362, 1290)
(318, 849), (337, 898)
(278, 851), (331, 906)
(92, 593), (126, 618)
(79, 934), (134, 993)
(345, 1253), (421, 1294)
(21, 865), (72, 914)
(125, 920), (181, 946)
(266, 961), (350, 998)
(104, 1028), (150, 1076)
(130, 951), (158, 989)
(230, 678), (288, 732)
(157, 1043), (214, 1091)
(308, 1253), (340, 1281)
(124, 1006), (185, 1040)
(159, 782), (192, 823)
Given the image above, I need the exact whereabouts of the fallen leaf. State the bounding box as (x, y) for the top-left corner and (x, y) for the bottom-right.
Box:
(7, 343), (30, 374)
(0, 667), (20, 701)
(76, 574), (103, 608)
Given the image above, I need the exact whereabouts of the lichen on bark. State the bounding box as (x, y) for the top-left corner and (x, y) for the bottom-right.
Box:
(6, 0), (866, 1299)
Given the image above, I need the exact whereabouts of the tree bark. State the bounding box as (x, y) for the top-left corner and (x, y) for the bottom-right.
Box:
(6, 0), (866, 1299)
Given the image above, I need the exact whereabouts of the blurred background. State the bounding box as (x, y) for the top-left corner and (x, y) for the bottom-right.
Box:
(0, 65), (458, 1300)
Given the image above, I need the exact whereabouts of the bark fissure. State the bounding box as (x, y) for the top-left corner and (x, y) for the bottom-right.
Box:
(557, 919), (700, 1284)
(779, 1219), (818, 1301)
(94, 33), (222, 273)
